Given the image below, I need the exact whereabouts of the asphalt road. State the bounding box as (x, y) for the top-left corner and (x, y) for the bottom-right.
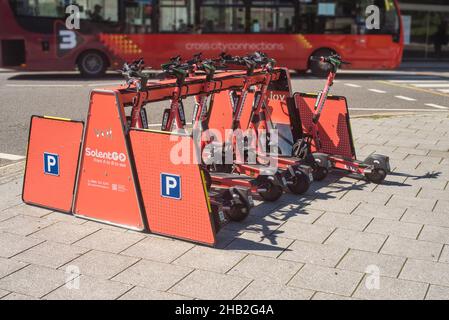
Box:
(0, 68), (448, 161)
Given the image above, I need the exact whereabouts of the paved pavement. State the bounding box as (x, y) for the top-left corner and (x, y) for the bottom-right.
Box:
(0, 112), (448, 300)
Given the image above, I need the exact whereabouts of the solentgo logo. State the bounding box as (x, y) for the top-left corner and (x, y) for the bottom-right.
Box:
(85, 148), (127, 162)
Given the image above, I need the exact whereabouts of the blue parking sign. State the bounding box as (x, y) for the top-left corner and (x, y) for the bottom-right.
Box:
(161, 173), (181, 200)
(43, 152), (59, 176)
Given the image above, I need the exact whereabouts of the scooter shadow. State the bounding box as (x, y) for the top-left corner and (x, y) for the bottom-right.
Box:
(217, 166), (444, 250)
(217, 173), (369, 252)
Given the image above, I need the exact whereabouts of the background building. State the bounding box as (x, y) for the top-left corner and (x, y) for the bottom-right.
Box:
(399, 0), (449, 60)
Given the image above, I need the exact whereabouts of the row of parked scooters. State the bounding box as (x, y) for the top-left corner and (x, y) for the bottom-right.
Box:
(119, 52), (391, 228)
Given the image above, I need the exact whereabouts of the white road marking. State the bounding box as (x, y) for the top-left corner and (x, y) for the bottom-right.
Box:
(350, 108), (447, 112)
(412, 83), (449, 88)
(425, 103), (449, 109)
(438, 89), (449, 93)
(389, 80), (446, 83)
(6, 84), (83, 87)
(0, 153), (25, 161)
(368, 89), (387, 93)
(395, 95), (417, 101)
(344, 83), (361, 88)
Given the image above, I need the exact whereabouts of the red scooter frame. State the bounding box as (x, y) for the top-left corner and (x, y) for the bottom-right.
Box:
(294, 55), (391, 184)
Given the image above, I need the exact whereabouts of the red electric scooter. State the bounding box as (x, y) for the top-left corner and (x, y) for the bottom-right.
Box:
(293, 54), (390, 184)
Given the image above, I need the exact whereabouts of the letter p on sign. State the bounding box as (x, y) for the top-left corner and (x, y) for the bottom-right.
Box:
(44, 152), (60, 176)
(161, 173), (181, 200)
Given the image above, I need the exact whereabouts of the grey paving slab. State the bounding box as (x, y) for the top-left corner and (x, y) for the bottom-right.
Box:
(353, 203), (405, 221)
(43, 212), (87, 225)
(0, 264), (66, 298)
(273, 206), (324, 225)
(325, 228), (387, 253)
(0, 208), (19, 223)
(365, 218), (422, 239)
(0, 289), (9, 298)
(0, 215), (54, 236)
(341, 190), (391, 205)
(406, 155), (442, 165)
(407, 178), (448, 191)
(353, 275), (428, 300)
(438, 245), (449, 263)
(63, 250), (139, 280)
(289, 264), (363, 297)
(387, 195), (437, 212)
(236, 280), (313, 300)
(337, 249), (405, 278)
(44, 275), (132, 300)
(274, 220), (334, 243)
(381, 236), (442, 261)
(401, 209), (449, 228)
(419, 225), (449, 244)
(169, 269), (251, 300)
(1, 292), (37, 300)
(227, 254), (303, 285)
(394, 147), (429, 156)
(225, 232), (293, 259)
(1, 204), (52, 218)
(119, 286), (191, 300)
(417, 188), (449, 200)
(304, 199), (360, 214)
(400, 259), (449, 287)
(426, 285), (449, 300)
(74, 229), (145, 254)
(373, 184), (421, 197)
(434, 200), (449, 214)
(279, 240), (347, 268)
(315, 212), (372, 231)
(225, 215), (284, 235)
(0, 231), (43, 258)
(172, 245), (245, 274)
(112, 259), (193, 291)
(121, 236), (194, 264)
(30, 221), (100, 245)
(14, 241), (88, 269)
(312, 292), (358, 300)
(0, 257), (27, 278)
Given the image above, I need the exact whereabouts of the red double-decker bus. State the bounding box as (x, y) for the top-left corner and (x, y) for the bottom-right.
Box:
(0, 0), (403, 77)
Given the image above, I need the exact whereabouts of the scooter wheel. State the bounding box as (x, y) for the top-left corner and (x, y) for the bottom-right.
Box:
(287, 170), (310, 195)
(259, 181), (283, 202)
(227, 203), (251, 222)
(365, 168), (387, 184)
(313, 166), (328, 181)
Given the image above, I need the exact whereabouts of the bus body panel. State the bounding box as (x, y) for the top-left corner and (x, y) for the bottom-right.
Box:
(0, 0), (403, 73)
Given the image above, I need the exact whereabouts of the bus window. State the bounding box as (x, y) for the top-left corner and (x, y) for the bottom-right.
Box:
(199, 0), (246, 33)
(9, 0), (66, 18)
(250, 0), (296, 33)
(159, 0), (191, 32)
(124, 0), (153, 34)
(76, 0), (119, 22)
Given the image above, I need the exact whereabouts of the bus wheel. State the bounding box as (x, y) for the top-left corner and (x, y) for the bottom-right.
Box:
(309, 48), (335, 78)
(77, 50), (107, 78)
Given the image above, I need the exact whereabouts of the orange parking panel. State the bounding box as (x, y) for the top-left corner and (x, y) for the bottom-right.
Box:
(130, 129), (216, 246)
(295, 93), (356, 159)
(73, 90), (146, 230)
(23, 116), (83, 213)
